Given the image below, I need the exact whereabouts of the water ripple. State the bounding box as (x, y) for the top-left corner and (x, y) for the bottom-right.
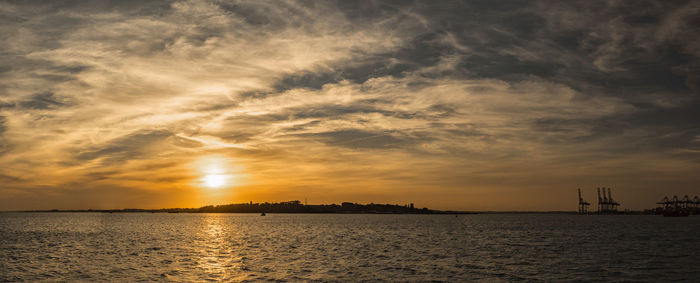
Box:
(1, 213), (699, 281)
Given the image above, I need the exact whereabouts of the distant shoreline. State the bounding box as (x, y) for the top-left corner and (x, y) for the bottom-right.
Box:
(0, 211), (658, 215)
(0, 200), (660, 215)
(2, 210), (657, 215)
(0, 201), (450, 214)
(10, 210), (480, 214)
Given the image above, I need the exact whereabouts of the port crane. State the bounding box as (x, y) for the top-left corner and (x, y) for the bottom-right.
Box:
(578, 188), (590, 213)
(596, 187), (620, 213)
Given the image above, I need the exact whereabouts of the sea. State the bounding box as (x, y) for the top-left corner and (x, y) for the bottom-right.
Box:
(1, 213), (699, 282)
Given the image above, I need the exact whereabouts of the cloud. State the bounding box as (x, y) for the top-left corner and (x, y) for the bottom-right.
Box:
(1, 0), (699, 210)
(76, 129), (174, 165)
(18, 92), (67, 110)
(297, 129), (412, 149)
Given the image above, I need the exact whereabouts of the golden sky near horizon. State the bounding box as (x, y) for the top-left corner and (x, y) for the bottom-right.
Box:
(1, 0), (699, 211)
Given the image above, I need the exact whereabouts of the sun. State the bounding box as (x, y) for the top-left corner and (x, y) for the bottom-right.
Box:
(192, 155), (240, 189)
(203, 174), (227, 188)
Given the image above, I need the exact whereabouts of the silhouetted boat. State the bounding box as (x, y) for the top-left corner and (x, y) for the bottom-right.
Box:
(260, 212), (266, 216)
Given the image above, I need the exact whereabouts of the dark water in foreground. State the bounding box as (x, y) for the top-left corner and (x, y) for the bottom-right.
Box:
(1, 213), (699, 282)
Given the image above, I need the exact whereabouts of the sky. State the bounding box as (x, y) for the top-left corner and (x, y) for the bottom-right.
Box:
(1, 0), (699, 211)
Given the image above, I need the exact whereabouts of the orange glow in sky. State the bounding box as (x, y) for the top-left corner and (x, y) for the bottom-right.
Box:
(192, 155), (239, 190)
(1, 1), (699, 211)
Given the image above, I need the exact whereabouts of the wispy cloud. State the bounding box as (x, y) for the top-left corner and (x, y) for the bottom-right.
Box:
(1, 0), (698, 210)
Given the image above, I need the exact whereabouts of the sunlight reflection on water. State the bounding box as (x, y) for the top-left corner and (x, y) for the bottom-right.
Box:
(1, 213), (699, 281)
(199, 215), (227, 279)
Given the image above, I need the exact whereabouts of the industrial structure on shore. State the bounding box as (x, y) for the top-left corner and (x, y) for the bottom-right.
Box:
(597, 187), (620, 213)
(577, 189), (590, 213)
(578, 188), (700, 216)
(577, 187), (621, 214)
(655, 195), (699, 216)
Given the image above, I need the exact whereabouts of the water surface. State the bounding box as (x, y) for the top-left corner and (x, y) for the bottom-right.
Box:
(1, 213), (698, 281)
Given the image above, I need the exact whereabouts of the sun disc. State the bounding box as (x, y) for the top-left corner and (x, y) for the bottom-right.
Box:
(203, 174), (227, 188)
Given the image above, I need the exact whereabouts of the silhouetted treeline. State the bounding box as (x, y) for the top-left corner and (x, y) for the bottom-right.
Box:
(197, 201), (433, 214)
(27, 201), (470, 214)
